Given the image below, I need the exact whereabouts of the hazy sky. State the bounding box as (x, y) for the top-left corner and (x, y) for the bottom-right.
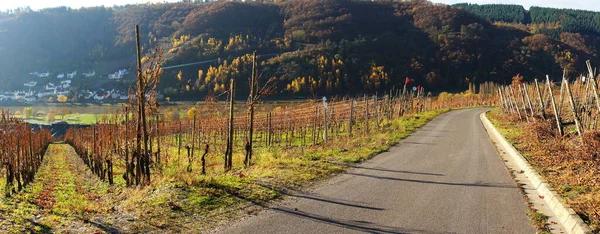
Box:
(430, 0), (600, 12)
(0, 0), (180, 11)
(0, 0), (599, 12)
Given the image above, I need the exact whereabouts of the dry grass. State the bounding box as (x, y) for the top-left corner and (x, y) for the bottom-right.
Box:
(488, 109), (600, 232)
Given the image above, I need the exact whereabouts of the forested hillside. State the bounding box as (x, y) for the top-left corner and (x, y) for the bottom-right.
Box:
(0, 0), (599, 99)
(454, 3), (600, 36)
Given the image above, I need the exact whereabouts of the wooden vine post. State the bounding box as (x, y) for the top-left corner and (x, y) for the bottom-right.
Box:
(509, 86), (523, 120)
(563, 78), (584, 142)
(546, 76), (563, 136)
(523, 84), (535, 118)
(534, 79), (546, 119)
(365, 95), (369, 134)
(518, 85), (530, 122)
(245, 52), (257, 167)
(348, 98), (354, 136)
(323, 97), (328, 142)
(586, 61), (600, 120)
(225, 79), (235, 171)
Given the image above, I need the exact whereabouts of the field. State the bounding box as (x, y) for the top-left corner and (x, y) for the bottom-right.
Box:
(1, 101), (309, 125)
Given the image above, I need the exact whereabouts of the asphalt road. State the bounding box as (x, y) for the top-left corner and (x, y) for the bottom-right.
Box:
(215, 109), (535, 234)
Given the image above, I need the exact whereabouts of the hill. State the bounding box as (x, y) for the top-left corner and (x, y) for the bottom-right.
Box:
(0, 0), (599, 100)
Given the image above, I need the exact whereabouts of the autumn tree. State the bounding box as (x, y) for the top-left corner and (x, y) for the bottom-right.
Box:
(46, 113), (56, 122)
(57, 95), (68, 103)
(23, 107), (33, 119)
(186, 107), (197, 119)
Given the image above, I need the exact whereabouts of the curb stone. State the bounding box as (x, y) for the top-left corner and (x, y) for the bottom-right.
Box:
(479, 112), (591, 234)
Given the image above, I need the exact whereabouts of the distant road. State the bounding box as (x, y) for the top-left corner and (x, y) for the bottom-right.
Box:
(162, 53), (282, 70)
(214, 109), (535, 234)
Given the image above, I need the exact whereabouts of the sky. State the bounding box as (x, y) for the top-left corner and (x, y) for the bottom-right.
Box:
(430, 0), (600, 12)
(0, 0), (180, 11)
(0, 0), (599, 12)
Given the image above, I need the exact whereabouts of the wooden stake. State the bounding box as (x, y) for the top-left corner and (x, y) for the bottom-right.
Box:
(564, 78), (583, 142)
(523, 84), (535, 118)
(509, 86), (523, 120)
(534, 79), (546, 119)
(586, 61), (600, 127)
(546, 76), (563, 136)
(349, 98), (354, 136)
(225, 79), (235, 171)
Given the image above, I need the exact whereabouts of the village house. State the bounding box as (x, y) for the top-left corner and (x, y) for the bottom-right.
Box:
(38, 72), (50, 78)
(83, 71), (96, 78)
(108, 69), (128, 80)
(30, 72), (50, 78)
(67, 71), (77, 79)
(45, 83), (56, 91)
(24, 81), (37, 87)
(60, 80), (72, 89)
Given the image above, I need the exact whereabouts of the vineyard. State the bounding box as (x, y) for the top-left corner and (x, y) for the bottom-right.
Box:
(0, 110), (52, 198)
(64, 83), (499, 187)
(492, 61), (600, 231)
(0, 78), (497, 231)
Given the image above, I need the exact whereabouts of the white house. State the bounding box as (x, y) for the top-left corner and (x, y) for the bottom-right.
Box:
(93, 94), (105, 101)
(67, 71), (77, 79)
(108, 69), (128, 80)
(83, 71), (96, 78)
(45, 83), (57, 91)
(14, 92), (26, 100)
(60, 80), (72, 89)
(57, 73), (65, 79)
(108, 72), (122, 79)
(38, 72), (50, 78)
(24, 81), (37, 87)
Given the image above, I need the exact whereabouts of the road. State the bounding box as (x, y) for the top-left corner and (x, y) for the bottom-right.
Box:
(215, 109), (535, 234)
(162, 53), (281, 70)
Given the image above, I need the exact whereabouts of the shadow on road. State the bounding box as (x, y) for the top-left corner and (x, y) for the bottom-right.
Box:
(337, 164), (445, 176)
(401, 141), (437, 146)
(346, 172), (517, 189)
(257, 183), (384, 211)
(271, 206), (454, 234)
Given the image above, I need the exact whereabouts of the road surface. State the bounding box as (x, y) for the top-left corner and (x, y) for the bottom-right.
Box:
(215, 109), (535, 234)
(162, 53), (281, 70)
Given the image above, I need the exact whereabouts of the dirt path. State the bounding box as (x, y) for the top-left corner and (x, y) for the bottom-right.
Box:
(0, 144), (121, 233)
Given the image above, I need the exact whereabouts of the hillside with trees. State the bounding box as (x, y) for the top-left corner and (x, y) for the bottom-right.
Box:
(0, 0), (599, 100)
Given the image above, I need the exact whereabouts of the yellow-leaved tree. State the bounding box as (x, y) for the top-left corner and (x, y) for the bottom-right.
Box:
(23, 107), (33, 119)
(186, 107), (197, 119)
(57, 95), (68, 103)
